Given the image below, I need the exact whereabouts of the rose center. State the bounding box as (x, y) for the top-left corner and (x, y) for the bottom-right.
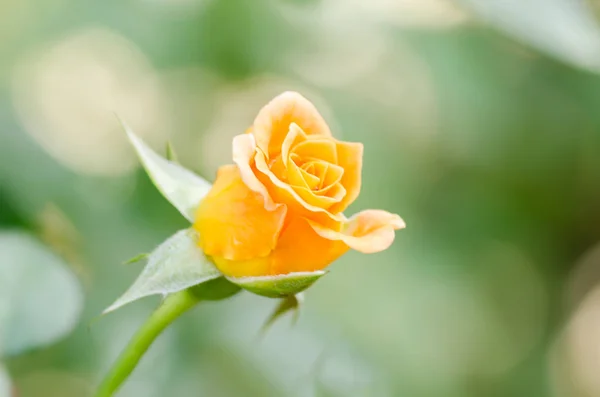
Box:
(265, 125), (346, 202)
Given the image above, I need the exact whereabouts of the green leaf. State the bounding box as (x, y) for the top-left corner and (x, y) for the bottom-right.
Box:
(0, 231), (82, 356)
(458, 0), (600, 71)
(0, 364), (11, 397)
(261, 293), (303, 335)
(104, 229), (222, 314)
(228, 271), (326, 298)
(121, 119), (211, 222)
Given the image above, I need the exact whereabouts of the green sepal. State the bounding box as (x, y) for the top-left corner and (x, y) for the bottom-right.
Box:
(228, 271), (326, 298)
(261, 293), (303, 335)
(189, 277), (241, 301)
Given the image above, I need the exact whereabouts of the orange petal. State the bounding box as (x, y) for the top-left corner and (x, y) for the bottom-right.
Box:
(281, 123), (307, 167)
(316, 164), (344, 192)
(293, 138), (338, 164)
(254, 149), (345, 224)
(270, 217), (348, 275)
(211, 255), (271, 278)
(297, 160), (344, 191)
(328, 141), (363, 213)
(194, 164), (287, 262)
(287, 160), (320, 190)
(307, 209), (405, 254)
(232, 133), (278, 211)
(301, 160), (327, 178)
(269, 216), (349, 274)
(287, 160), (343, 195)
(292, 182), (346, 209)
(253, 92), (332, 159)
(268, 155), (288, 182)
(211, 216), (348, 277)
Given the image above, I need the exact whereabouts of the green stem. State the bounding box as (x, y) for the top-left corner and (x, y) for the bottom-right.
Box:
(95, 290), (200, 397)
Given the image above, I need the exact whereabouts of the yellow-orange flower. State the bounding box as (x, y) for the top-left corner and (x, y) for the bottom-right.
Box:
(194, 92), (405, 278)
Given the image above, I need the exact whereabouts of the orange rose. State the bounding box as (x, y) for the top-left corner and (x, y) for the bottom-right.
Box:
(194, 92), (405, 278)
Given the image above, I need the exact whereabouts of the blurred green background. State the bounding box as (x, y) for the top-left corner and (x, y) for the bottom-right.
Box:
(3, 0), (600, 396)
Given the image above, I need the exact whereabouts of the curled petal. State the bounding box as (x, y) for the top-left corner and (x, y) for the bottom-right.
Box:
(328, 141), (363, 213)
(315, 164), (344, 193)
(307, 210), (405, 254)
(292, 183), (346, 209)
(281, 123), (307, 167)
(254, 149), (345, 224)
(253, 91), (332, 159)
(287, 161), (320, 190)
(194, 165), (287, 262)
(232, 133), (278, 211)
(293, 138), (338, 164)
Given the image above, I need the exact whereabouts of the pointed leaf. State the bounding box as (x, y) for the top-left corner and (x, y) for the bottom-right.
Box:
(261, 293), (303, 335)
(121, 120), (211, 222)
(228, 271), (326, 298)
(104, 229), (222, 314)
(0, 231), (82, 356)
